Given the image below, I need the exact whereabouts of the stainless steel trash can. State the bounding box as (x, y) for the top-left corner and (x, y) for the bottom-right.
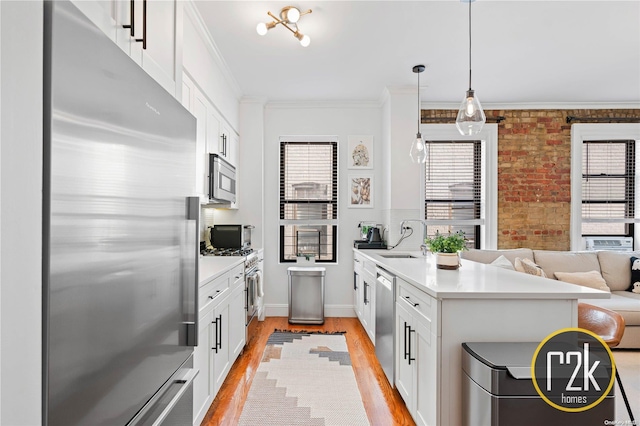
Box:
(288, 266), (325, 324)
(462, 342), (614, 426)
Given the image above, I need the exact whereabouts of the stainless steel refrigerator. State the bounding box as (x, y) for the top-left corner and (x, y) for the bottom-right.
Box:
(43, 1), (199, 425)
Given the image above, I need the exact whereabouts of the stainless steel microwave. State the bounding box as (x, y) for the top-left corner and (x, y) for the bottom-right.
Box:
(209, 154), (236, 203)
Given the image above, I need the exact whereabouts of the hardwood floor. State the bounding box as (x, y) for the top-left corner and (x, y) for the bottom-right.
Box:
(201, 317), (415, 426)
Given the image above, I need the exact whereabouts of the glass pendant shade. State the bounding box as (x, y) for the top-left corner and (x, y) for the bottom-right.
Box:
(455, 90), (486, 136)
(410, 132), (427, 163)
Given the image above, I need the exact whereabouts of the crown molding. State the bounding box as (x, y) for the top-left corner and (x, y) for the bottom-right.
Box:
(265, 100), (381, 110)
(241, 96), (268, 105)
(183, 0), (243, 99)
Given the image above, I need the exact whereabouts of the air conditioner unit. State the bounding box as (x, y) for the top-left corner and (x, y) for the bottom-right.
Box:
(584, 237), (634, 252)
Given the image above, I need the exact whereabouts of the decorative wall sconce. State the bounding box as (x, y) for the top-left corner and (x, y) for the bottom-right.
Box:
(256, 6), (312, 47)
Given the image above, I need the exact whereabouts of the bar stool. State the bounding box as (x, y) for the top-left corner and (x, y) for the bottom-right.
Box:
(578, 303), (635, 423)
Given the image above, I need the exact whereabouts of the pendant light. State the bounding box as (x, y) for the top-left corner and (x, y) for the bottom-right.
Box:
(410, 64), (427, 163)
(455, 0), (485, 136)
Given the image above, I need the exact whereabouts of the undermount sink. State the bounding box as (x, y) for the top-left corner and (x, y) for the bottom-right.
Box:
(379, 253), (419, 259)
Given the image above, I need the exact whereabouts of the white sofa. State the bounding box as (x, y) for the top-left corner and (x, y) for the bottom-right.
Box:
(461, 248), (640, 349)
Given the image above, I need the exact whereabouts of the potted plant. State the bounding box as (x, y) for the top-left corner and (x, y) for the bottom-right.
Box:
(425, 230), (467, 270)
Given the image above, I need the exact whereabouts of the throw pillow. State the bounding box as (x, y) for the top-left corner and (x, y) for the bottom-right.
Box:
(490, 255), (515, 270)
(514, 257), (547, 278)
(554, 270), (611, 292)
(629, 256), (640, 293)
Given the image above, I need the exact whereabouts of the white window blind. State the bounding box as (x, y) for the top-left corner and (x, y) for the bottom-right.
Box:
(581, 140), (635, 236)
(424, 140), (481, 248)
(279, 141), (338, 262)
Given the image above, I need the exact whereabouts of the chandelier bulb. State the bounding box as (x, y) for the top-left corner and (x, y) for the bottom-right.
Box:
(256, 22), (268, 36)
(295, 31), (311, 47)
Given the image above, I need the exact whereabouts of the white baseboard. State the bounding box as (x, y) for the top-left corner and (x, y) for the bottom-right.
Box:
(263, 304), (356, 318)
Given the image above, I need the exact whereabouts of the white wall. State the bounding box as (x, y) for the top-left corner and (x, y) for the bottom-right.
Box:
(1, 2), (43, 424)
(382, 88), (424, 251)
(262, 103), (383, 316)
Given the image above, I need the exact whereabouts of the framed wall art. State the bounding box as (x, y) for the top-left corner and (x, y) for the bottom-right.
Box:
(347, 135), (373, 169)
(348, 174), (373, 208)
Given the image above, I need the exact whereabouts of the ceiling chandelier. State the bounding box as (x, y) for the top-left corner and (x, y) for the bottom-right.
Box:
(256, 6), (313, 47)
(409, 65), (427, 163)
(455, 0), (485, 136)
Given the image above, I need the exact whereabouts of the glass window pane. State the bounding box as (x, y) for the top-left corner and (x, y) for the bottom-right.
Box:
(281, 224), (334, 262)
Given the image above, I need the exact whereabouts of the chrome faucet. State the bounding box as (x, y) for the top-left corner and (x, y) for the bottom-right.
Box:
(399, 219), (428, 256)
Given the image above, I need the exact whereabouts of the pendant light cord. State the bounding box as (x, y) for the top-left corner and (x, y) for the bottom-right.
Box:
(417, 70), (421, 133)
(468, 0), (472, 91)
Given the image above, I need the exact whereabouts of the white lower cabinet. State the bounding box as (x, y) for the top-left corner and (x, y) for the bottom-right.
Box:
(229, 273), (247, 360)
(193, 308), (214, 424)
(361, 269), (376, 344)
(353, 252), (375, 344)
(395, 278), (439, 426)
(193, 263), (245, 425)
(211, 298), (231, 392)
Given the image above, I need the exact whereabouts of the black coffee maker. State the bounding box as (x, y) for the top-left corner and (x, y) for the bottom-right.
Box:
(354, 223), (386, 249)
(366, 226), (382, 243)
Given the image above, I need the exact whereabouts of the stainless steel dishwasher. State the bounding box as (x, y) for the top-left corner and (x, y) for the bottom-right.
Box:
(375, 267), (395, 387)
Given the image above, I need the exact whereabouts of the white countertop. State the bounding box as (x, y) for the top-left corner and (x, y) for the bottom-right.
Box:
(199, 255), (244, 286)
(354, 249), (611, 300)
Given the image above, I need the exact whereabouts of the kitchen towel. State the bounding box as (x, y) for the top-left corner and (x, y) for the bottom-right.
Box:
(256, 270), (264, 297)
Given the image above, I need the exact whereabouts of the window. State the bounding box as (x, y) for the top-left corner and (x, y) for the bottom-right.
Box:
(570, 123), (640, 250)
(279, 140), (338, 262)
(424, 140), (482, 249)
(581, 140), (635, 237)
(420, 123), (498, 249)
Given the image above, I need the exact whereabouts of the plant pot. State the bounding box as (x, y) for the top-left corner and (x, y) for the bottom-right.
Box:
(436, 252), (460, 270)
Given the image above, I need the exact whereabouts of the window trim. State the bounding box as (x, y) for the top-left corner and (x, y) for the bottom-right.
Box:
(570, 123), (640, 250)
(278, 135), (339, 263)
(419, 124), (498, 249)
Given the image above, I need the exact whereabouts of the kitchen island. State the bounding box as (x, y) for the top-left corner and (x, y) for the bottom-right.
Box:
(354, 249), (610, 426)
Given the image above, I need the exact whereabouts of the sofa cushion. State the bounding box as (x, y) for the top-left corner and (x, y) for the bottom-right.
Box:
(554, 270), (610, 292)
(582, 291), (640, 326)
(533, 250), (600, 282)
(629, 256), (640, 293)
(515, 257), (547, 277)
(462, 248), (534, 266)
(597, 251), (640, 291)
(490, 255), (515, 270)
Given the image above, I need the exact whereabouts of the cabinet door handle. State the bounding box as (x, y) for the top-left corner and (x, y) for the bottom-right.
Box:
(408, 327), (416, 365)
(211, 317), (218, 353)
(217, 314), (223, 350)
(353, 272), (357, 291)
(363, 282), (369, 305)
(134, 0), (147, 49)
(122, 0), (135, 36)
(404, 321), (410, 360)
(405, 296), (419, 307)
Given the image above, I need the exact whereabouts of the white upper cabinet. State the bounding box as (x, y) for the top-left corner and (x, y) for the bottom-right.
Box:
(71, 0), (180, 96)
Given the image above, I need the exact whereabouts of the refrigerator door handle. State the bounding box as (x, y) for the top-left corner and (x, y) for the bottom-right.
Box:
(185, 196), (199, 347)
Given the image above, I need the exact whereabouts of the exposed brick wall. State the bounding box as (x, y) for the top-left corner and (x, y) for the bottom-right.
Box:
(421, 109), (640, 250)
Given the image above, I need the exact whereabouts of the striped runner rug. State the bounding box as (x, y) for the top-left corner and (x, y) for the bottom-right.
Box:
(238, 330), (370, 425)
